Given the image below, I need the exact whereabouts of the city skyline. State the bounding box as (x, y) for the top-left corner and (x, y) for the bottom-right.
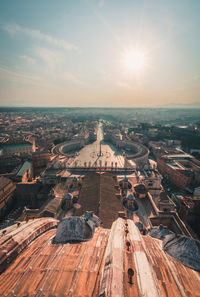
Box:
(0, 0), (200, 107)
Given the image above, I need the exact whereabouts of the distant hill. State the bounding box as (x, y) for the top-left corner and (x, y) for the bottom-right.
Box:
(157, 102), (200, 108)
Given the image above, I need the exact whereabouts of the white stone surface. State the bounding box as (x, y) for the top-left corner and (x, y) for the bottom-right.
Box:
(69, 122), (126, 168)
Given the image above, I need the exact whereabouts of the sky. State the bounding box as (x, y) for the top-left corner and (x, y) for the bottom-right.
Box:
(0, 0), (200, 107)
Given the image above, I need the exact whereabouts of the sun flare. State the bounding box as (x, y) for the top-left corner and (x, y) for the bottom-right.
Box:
(122, 48), (146, 74)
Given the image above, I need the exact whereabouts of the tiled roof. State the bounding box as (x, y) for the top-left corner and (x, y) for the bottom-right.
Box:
(0, 217), (199, 296)
(0, 222), (109, 297)
(0, 176), (12, 190)
(76, 172), (123, 228)
(100, 219), (200, 297)
(0, 218), (58, 273)
(41, 196), (62, 216)
(76, 172), (100, 215)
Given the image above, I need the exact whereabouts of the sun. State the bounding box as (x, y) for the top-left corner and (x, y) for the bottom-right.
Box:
(122, 48), (146, 74)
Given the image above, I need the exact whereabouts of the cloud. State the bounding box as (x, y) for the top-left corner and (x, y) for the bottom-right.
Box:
(101, 70), (114, 82)
(2, 23), (78, 51)
(18, 55), (36, 65)
(101, 71), (132, 89)
(0, 65), (87, 101)
(116, 81), (131, 89)
(59, 72), (86, 86)
(35, 47), (61, 70)
(0, 65), (58, 89)
(98, 0), (104, 7)
(192, 74), (200, 82)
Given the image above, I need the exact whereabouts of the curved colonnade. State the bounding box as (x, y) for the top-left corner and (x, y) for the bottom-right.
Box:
(104, 135), (149, 167)
(52, 140), (84, 156)
(53, 137), (149, 168)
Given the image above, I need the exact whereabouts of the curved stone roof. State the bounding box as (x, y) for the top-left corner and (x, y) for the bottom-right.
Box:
(149, 225), (174, 239)
(54, 212), (101, 243)
(0, 218), (200, 296)
(54, 217), (92, 243)
(83, 211), (101, 227)
(127, 193), (134, 200)
(134, 183), (147, 194)
(163, 233), (200, 272)
(0, 218), (58, 273)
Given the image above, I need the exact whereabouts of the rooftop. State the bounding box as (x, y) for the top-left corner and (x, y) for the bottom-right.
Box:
(16, 160), (32, 177)
(161, 154), (194, 159)
(76, 172), (123, 228)
(0, 142), (32, 148)
(0, 217), (199, 296)
(0, 176), (12, 190)
(134, 183), (148, 194)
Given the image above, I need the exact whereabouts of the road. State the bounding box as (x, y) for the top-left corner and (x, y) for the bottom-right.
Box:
(70, 122), (126, 168)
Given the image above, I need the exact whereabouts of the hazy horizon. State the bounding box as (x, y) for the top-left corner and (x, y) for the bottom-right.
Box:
(0, 0), (200, 107)
(0, 103), (200, 109)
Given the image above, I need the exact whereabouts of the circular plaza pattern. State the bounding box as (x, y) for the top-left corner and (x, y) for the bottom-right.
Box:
(90, 151), (111, 158)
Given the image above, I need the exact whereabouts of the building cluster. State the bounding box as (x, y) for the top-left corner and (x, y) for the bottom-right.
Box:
(0, 110), (200, 295)
(0, 110), (73, 145)
(140, 136), (200, 235)
(0, 170), (199, 296)
(0, 114), (199, 236)
(0, 111), (97, 150)
(0, 111), (199, 233)
(157, 154), (200, 189)
(152, 151), (200, 235)
(0, 176), (16, 219)
(149, 139), (182, 159)
(0, 111), (97, 221)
